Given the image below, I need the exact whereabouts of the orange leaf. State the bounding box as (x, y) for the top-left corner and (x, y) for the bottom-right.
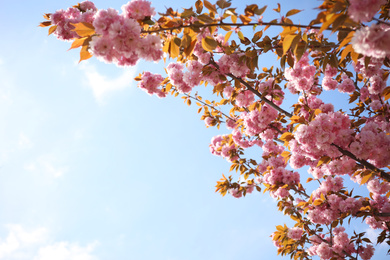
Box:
(203, 0), (217, 13)
(39, 21), (52, 27)
(48, 25), (57, 35)
(239, 14), (252, 24)
(283, 34), (297, 55)
(79, 45), (93, 63)
(360, 173), (373, 185)
(202, 36), (218, 52)
(317, 156), (331, 167)
(340, 44), (352, 64)
(286, 9), (302, 17)
(195, 0), (203, 13)
(69, 37), (88, 50)
(71, 22), (95, 37)
(337, 31), (355, 51)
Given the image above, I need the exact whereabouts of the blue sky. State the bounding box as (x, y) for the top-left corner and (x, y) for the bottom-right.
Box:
(0, 0), (388, 259)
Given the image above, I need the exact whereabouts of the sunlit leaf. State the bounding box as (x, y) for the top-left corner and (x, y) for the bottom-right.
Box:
(195, 0), (203, 13)
(204, 0), (217, 13)
(202, 36), (218, 51)
(48, 25), (57, 35)
(71, 22), (95, 37)
(286, 9), (302, 17)
(79, 45), (93, 62)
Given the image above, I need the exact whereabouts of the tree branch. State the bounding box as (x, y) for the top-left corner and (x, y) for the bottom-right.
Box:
(331, 144), (390, 182)
(142, 21), (355, 34)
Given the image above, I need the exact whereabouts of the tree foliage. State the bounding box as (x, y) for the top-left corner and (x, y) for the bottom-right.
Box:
(40, 0), (390, 259)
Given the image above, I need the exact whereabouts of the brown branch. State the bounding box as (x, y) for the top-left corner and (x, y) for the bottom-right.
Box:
(142, 21), (355, 34)
(357, 211), (390, 217)
(227, 73), (294, 118)
(183, 93), (234, 122)
(331, 144), (390, 182)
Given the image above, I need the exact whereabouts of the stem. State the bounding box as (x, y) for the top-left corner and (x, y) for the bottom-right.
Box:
(372, 17), (390, 26)
(226, 73), (294, 117)
(184, 93), (235, 121)
(331, 144), (390, 182)
(142, 21), (355, 34)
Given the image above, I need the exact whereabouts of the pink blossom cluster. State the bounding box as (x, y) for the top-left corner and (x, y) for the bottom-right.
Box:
(259, 127), (280, 141)
(258, 78), (284, 106)
(308, 157), (356, 179)
(354, 57), (383, 78)
(193, 42), (211, 65)
(364, 177), (390, 230)
(348, 0), (386, 22)
(284, 53), (317, 93)
(287, 227), (303, 240)
(308, 227), (362, 260)
(50, 1), (97, 41)
(224, 119), (235, 131)
(257, 154), (286, 174)
(166, 60), (203, 93)
(210, 135), (238, 163)
(307, 227), (374, 260)
(232, 129), (262, 148)
(229, 182), (256, 199)
(240, 105), (279, 136)
(121, 0), (155, 20)
(322, 65), (355, 93)
(307, 178), (362, 225)
(217, 53), (250, 78)
(349, 121), (390, 168)
(296, 95), (334, 120)
(264, 167), (300, 198)
(352, 24), (390, 59)
(289, 112), (352, 169)
(90, 1), (162, 66)
(223, 84), (234, 98)
(235, 90), (255, 107)
(353, 58), (389, 109)
(137, 71), (166, 98)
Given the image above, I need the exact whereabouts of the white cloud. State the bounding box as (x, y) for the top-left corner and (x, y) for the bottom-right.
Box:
(24, 156), (68, 178)
(79, 62), (137, 104)
(0, 224), (48, 259)
(18, 133), (33, 149)
(34, 241), (99, 260)
(0, 224), (98, 260)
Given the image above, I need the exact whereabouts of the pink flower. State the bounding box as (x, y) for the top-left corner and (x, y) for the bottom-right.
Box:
(137, 71), (166, 98)
(352, 24), (390, 59)
(348, 0), (386, 22)
(287, 227), (303, 240)
(121, 0), (155, 20)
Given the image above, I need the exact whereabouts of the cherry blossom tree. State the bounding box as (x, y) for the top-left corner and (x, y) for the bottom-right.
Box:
(40, 0), (390, 259)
